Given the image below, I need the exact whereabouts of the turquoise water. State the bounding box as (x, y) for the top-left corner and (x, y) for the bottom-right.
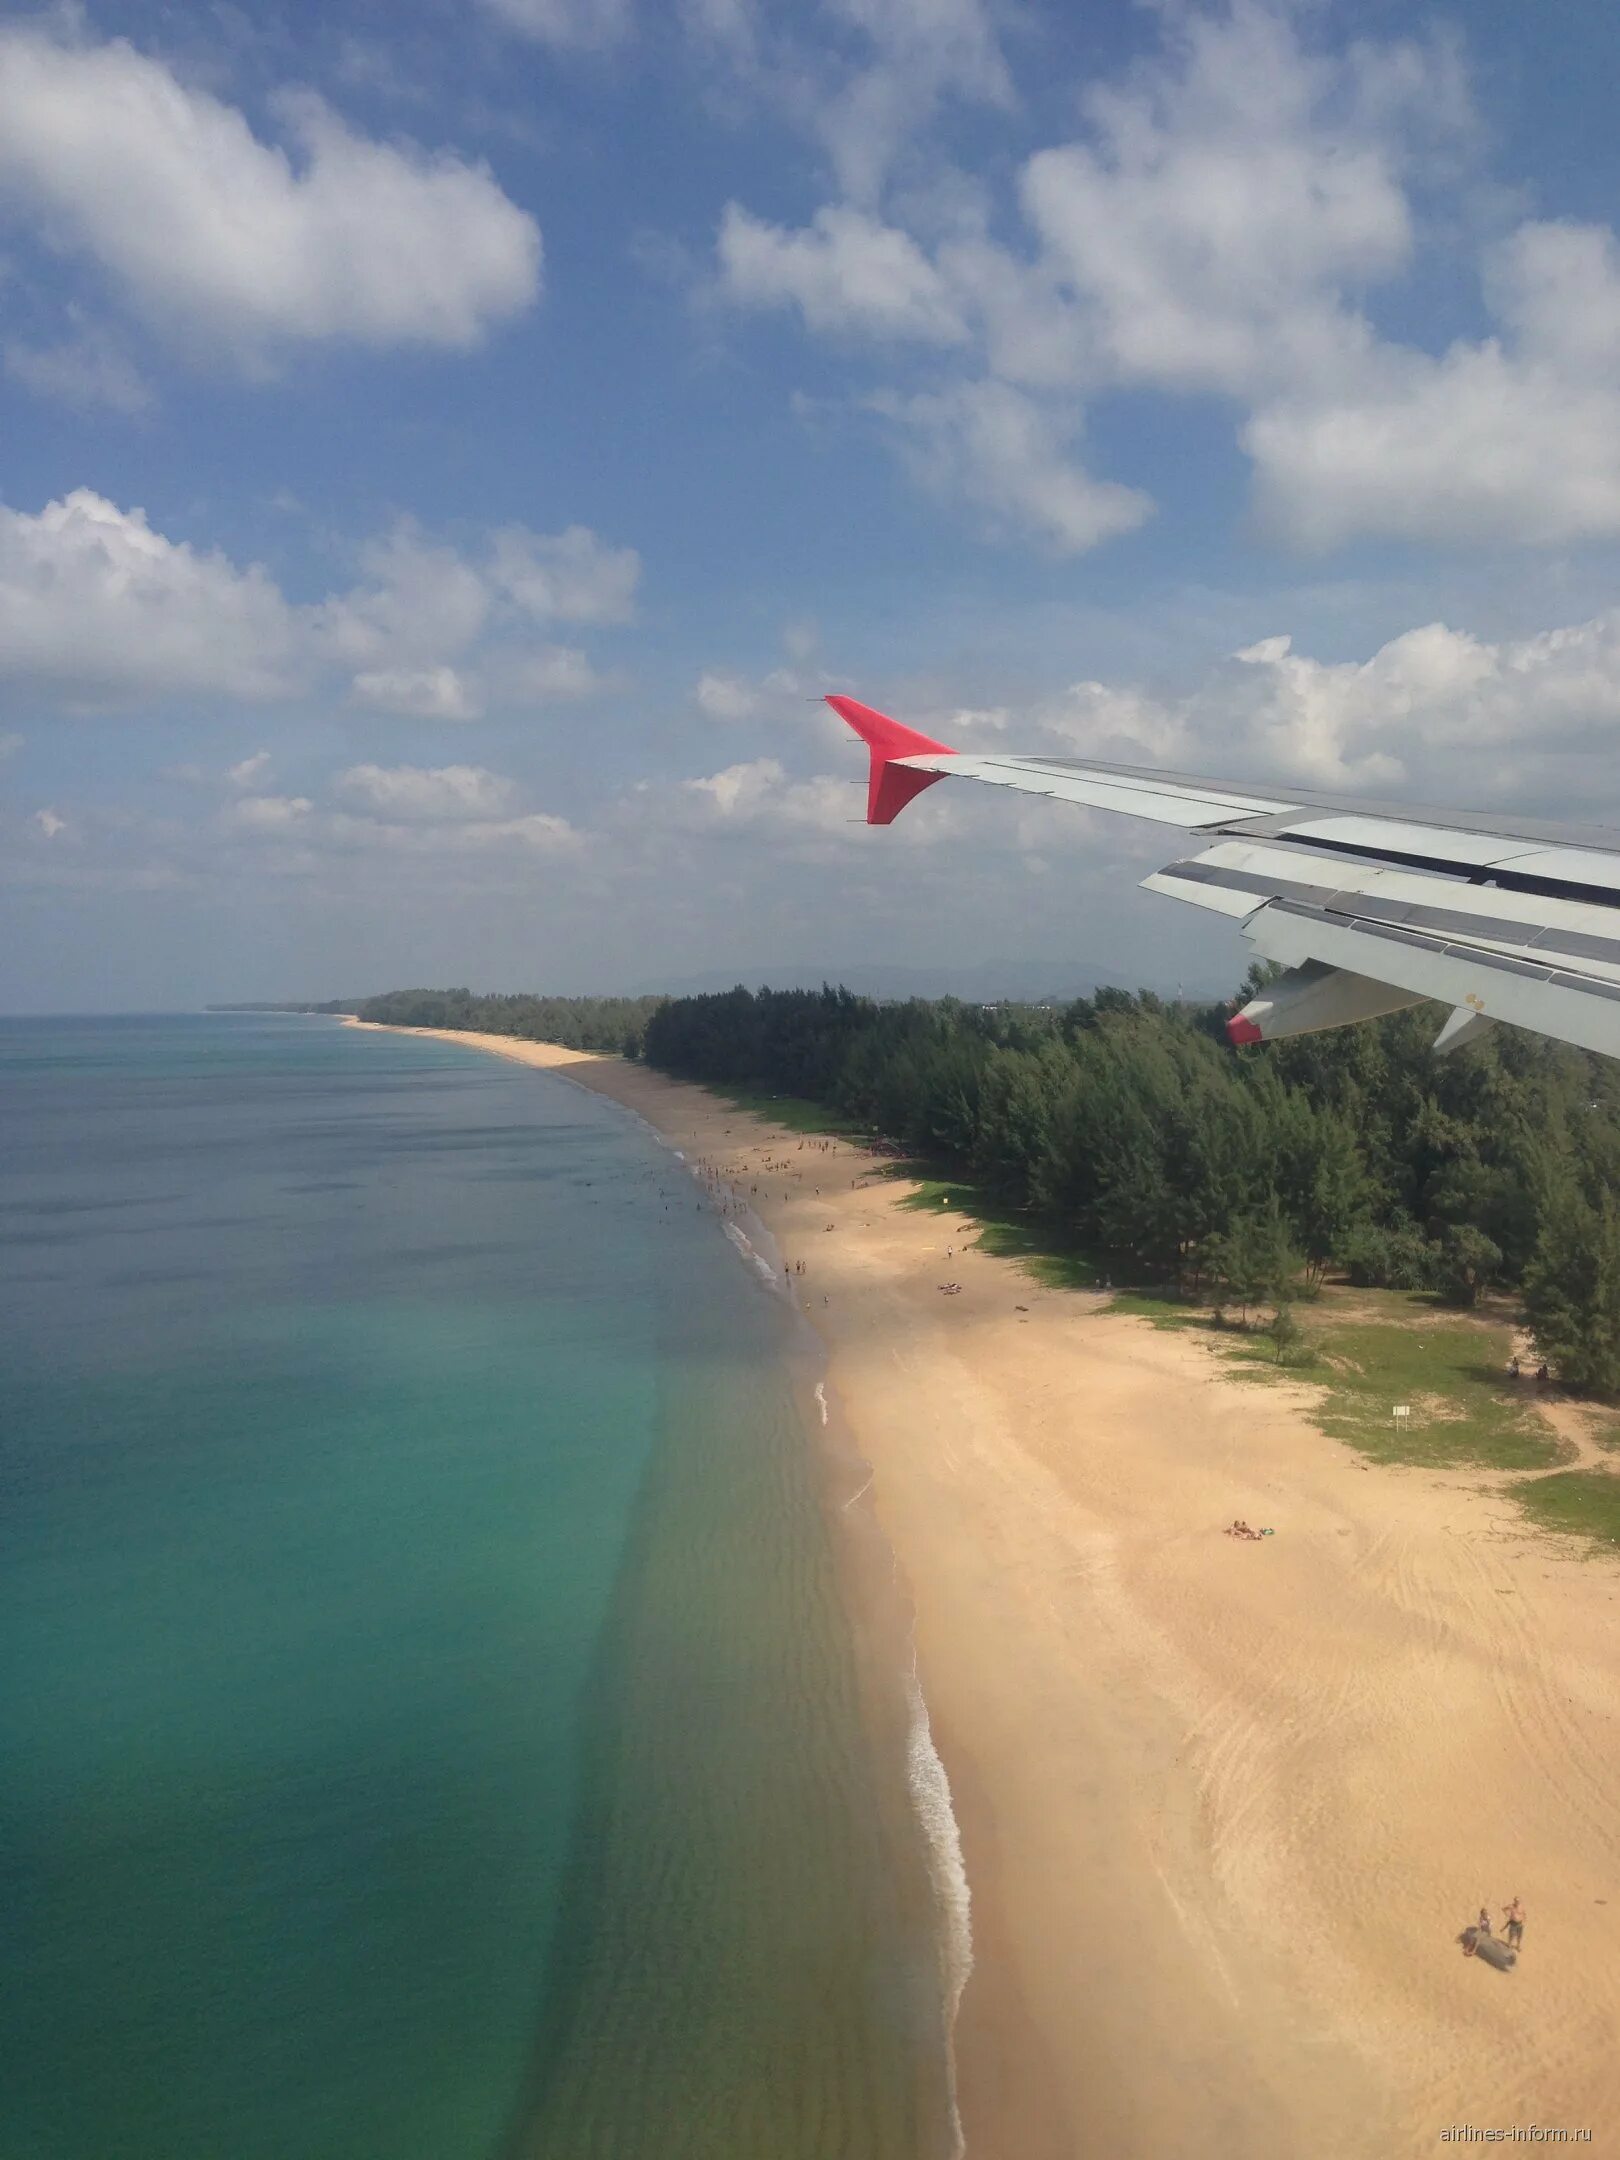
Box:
(0, 1015), (953, 2160)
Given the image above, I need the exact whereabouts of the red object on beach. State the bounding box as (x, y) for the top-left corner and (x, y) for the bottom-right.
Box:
(825, 695), (955, 826)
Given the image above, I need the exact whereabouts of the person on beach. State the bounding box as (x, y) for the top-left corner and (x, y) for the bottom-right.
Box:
(1504, 1897), (1525, 1948)
(1477, 1906), (1493, 1937)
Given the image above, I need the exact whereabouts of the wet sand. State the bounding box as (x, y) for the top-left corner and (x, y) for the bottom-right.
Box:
(345, 1023), (1620, 2158)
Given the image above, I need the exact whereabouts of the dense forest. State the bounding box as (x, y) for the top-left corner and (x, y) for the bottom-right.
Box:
(347, 987), (666, 1054)
(641, 980), (1620, 1397)
(311, 977), (1620, 1395)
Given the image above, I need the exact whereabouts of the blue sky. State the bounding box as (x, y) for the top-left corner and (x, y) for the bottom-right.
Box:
(7, 0), (1620, 1007)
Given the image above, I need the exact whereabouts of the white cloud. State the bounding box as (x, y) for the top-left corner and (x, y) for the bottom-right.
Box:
(295, 805), (582, 857)
(226, 750), (272, 789)
(208, 763), (582, 861)
(4, 327), (150, 412)
(871, 380), (1152, 554)
(1018, 5), (1428, 401)
(224, 793), (313, 832)
(478, 0), (634, 47)
(679, 756), (863, 838)
(350, 666), (483, 721)
(717, 202), (967, 342)
(1207, 614), (1620, 788)
(451, 810), (581, 852)
(0, 490), (300, 705)
(0, 489), (634, 716)
(34, 807), (66, 838)
(318, 526), (493, 672)
(695, 668), (761, 721)
(713, 7), (1620, 556)
(956, 600), (1620, 801)
(336, 763), (518, 820)
(489, 524), (640, 623)
(814, 0), (1012, 204)
(1245, 220), (1620, 547)
(0, 28), (541, 360)
(620, 751), (956, 856)
(485, 647), (608, 703)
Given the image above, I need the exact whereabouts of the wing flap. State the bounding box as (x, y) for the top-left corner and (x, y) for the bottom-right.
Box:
(1248, 901), (1620, 1061)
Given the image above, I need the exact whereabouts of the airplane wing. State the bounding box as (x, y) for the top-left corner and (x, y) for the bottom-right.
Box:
(826, 693), (1620, 1060)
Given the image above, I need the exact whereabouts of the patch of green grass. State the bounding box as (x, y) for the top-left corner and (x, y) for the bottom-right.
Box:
(1105, 1287), (1211, 1330)
(1108, 1285), (1558, 1469)
(1304, 1314), (1557, 1468)
(1517, 1469), (1620, 1550)
(889, 1168), (1102, 1289)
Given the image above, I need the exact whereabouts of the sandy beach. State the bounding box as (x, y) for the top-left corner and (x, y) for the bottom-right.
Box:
(348, 1022), (1620, 2158)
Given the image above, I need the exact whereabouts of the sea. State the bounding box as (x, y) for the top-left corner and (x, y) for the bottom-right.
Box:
(0, 1012), (961, 2160)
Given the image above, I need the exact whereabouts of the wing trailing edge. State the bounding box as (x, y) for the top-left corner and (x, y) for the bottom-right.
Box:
(826, 692), (1620, 1062)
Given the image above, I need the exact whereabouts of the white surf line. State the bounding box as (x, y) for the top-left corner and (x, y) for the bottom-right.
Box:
(905, 1656), (973, 2160)
(813, 1380), (830, 1426)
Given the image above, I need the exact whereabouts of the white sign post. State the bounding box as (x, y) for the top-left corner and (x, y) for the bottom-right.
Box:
(1392, 1403), (1412, 1430)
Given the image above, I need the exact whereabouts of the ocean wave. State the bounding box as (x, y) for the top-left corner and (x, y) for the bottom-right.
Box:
(906, 1667), (973, 2160)
(723, 1217), (784, 1293)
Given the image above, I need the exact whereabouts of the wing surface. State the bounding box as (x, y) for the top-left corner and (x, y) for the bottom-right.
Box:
(825, 693), (1620, 1060)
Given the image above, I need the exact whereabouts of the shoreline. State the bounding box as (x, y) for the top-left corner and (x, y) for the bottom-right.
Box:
(342, 1021), (1620, 2158)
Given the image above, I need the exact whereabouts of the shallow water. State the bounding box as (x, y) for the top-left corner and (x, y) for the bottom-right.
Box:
(0, 1014), (953, 2160)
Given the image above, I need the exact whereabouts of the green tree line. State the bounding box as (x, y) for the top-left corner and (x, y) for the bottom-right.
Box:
(641, 981), (1620, 1398)
(349, 987), (666, 1056)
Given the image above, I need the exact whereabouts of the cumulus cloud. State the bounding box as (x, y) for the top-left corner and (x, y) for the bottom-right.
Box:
(204, 759), (582, 864)
(484, 647), (608, 703)
(683, 0), (1010, 203)
(813, 0), (1013, 204)
(350, 666), (482, 721)
(1018, 4), (1428, 401)
(954, 600), (1620, 805)
(618, 750), (957, 858)
(336, 763), (518, 820)
(678, 756), (863, 837)
(695, 668), (761, 721)
(0, 490), (632, 716)
(0, 490), (300, 705)
(1245, 220), (1620, 547)
(717, 203), (967, 342)
(712, 6), (1620, 553)
(223, 793), (313, 832)
(488, 524), (640, 623)
(0, 27), (540, 360)
(870, 380), (1152, 553)
(320, 525), (492, 671)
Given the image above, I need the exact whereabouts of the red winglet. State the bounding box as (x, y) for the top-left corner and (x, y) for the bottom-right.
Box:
(1227, 1013), (1264, 1047)
(826, 694), (955, 825)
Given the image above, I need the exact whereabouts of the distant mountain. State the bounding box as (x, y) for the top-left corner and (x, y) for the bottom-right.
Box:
(637, 959), (1216, 1005)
